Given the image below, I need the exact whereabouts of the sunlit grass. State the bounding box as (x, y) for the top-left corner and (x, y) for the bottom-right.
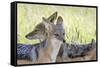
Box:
(17, 3), (96, 44)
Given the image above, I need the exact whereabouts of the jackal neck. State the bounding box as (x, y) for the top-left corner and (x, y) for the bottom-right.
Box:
(43, 37), (62, 62)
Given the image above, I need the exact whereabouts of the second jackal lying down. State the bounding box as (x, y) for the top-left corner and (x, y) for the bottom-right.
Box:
(57, 39), (96, 62)
(17, 12), (96, 64)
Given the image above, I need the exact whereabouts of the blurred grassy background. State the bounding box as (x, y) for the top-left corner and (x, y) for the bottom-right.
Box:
(17, 3), (96, 44)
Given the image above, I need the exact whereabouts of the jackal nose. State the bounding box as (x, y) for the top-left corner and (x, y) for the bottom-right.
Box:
(25, 35), (33, 40)
(25, 35), (28, 38)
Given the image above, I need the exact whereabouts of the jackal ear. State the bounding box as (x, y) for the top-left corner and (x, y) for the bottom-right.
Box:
(42, 17), (52, 31)
(47, 12), (58, 23)
(56, 16), (63, 25)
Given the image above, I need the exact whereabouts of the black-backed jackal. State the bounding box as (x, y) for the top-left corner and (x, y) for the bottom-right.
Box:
(17, 12), (65, 64)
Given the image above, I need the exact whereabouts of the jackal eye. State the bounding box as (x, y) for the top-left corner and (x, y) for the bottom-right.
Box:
(34, 30), (38, 32)
(63, 33), (65, 35)
(54, 33), (59, 36)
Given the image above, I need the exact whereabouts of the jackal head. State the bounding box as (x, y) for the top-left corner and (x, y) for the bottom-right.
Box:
(26, 13), (65, 43)
(41, 16), (65, 41)
(25, 12), (58, 41)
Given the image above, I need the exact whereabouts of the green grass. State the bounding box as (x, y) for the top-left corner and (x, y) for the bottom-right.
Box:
(17, 3), (96, 44)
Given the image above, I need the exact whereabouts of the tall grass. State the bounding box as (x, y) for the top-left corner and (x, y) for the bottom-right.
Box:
(17, 3), (96, 44)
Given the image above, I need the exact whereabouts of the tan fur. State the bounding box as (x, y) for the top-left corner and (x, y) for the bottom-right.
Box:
(35, 37), (53, 63)
(83, 47), (96, 60)
(17, 60), (34, 65)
